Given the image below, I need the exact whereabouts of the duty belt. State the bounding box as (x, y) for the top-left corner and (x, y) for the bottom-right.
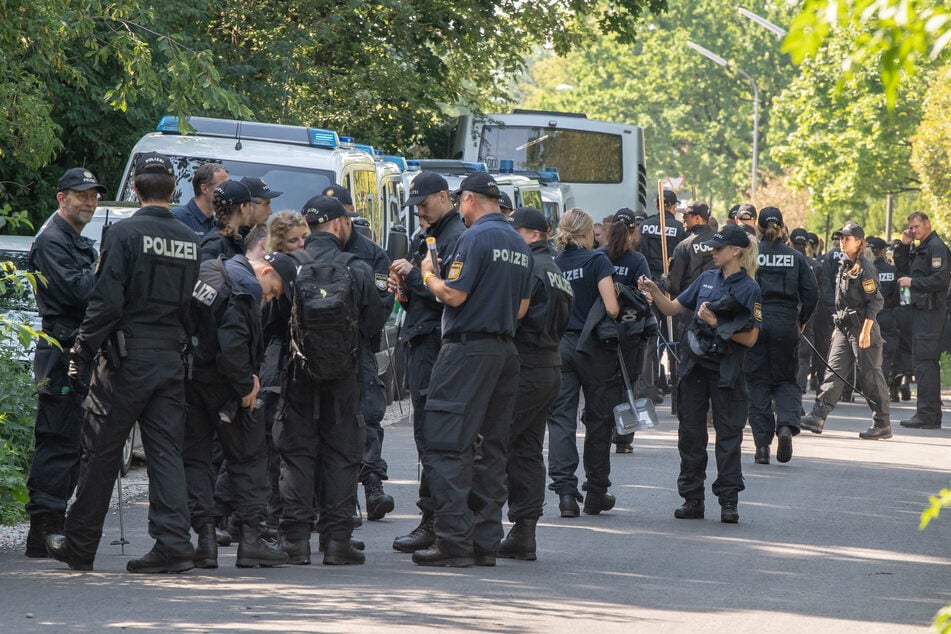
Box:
(442, 332), (511, 345)
(123, 337), (184, 351)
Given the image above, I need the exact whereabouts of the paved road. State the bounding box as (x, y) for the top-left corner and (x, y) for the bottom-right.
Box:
(1, 395), (949, 633)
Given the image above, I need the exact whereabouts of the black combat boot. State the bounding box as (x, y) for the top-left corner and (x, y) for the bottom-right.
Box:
(281, 538), (311, 565)
(583, 490), (616, 515)
(26, 513), (57, 558)
(236, 523), (289, 568)
(674, 499), (705, 519)
(497, 519), (538, 561)
(364, 474), (395, 521)
(126, 548), (194, 574)
(800, 413), (825, 434)
(412, 540), (474, 567)
(318, 534), (365, 553)
(193, 523), (218, 569)
(46, 534), (94, 571)
(392, 514), (435, 553)
(322, 537), (366, 565)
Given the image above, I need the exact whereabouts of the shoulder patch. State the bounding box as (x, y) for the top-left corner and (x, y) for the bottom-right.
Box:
(753, 302), (762, 322)
(447, 261), (463, 282)
(862, 278), (876, 294)
(374, 272), (388, 292)
(932, 256), (943, 270)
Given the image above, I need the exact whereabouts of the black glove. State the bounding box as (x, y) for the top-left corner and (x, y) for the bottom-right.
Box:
(67, 343), (94, 397)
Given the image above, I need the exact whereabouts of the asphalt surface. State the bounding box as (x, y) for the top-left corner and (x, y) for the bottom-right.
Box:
(0, 394), (949, 633)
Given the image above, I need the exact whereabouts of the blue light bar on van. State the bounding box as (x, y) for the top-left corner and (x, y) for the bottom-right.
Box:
(337, 135), (355, 149)
(308, 128), (339, 149)
(355, 143), (375, 156)
(156, 115), (180, 132)
(499, 159), (515, 174)
(384, 155), (408, 171)
(406, 160), (421, 170)
(415, 160), (488, 175)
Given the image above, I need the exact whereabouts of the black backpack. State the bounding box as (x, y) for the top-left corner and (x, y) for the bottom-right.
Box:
(189, 257), (233, 373)
(288, 249), (360, 382)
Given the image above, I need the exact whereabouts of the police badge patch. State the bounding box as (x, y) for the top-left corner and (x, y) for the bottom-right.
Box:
(374, 273), (388, 292)
(933, 256), (943, 270)
(753, 302), (762, 322)
(863, 278), (876, 294)
(448, 261), (463, 281)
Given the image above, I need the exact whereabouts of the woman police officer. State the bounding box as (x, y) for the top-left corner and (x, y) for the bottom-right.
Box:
(547, 208), (621, 517)
(800, 221), (893, 439)
(639, 224), (762, 523)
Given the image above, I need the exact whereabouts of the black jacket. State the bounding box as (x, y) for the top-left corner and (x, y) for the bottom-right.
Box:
(515, 240), (574, 367)
(398, 210), (466, 342)
(834, 255), (883, 327)
(755, 239), (818, 326)
(29, 214), (98, 339)
(667, 223), (714, 297)
(873, 256), (900, 310)
(74, 205), (200, 357)
(344, 228), (394, 350)
(637, 211), (685, 280)
(894, 231), (951, 310)
(200, 228), (245, 262)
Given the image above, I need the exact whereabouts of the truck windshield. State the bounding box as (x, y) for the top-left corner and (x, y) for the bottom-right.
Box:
(121, 154), (335, 213)
(478, 125), (623, 184)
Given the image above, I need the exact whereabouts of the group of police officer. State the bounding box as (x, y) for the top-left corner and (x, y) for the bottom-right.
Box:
(21, 159), (949, 571)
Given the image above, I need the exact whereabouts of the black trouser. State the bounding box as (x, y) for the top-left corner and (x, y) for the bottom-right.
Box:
(912, 307), (945, 425)
(894, 305), (914, 377)
(614, 339), (644, 446)
(183, 380), (268, 530)
(261, 389), (282, 527)
(64, 350), (193, 561)
(547, 333), (621, 497)
(275, 368), (363, 542)
(797, 315), (816, 393)
(746, 306), (803, 449)
(506, 363), (560, 522)
(407, 332), (440, 515)
(422, 336), (519, 555)
(812, 303), (835, 384)
(878, 309), (899, 384)
(812, 325), (890, 428)
(676, 362), (746, 505)
(26, 339), (83, 517)
(359, 344), (388, 483)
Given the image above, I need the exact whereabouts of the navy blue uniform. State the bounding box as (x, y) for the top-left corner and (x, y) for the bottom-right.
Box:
(172, 199), (216, 237)
(746, 240), (818, 451)
(676, 268), (762, 507)
(894, 232), (951, 426)
(547, 245), (622, 503)
(874, 256), (900, 389)
(808, 256), (890, 429)
(421, 213), (532, 557)
(813, 247), (847, 383)
(507, 241), (573, 522)
(26, 215), (97, 530)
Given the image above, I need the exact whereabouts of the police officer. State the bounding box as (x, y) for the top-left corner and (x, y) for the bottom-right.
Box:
(411, 172), (532, 567)
(276, 195), (385, 565)
(24, 168), (102, 558)
(498, 207), (573, 561)
(791, 228), (826, 395)
(323, 183), (397, 520)
(894, 211), (951, 429)
(813, 235), (847, 388)
(746, 208), (818, 465)
(667, 201), (715, 298)
(172, 163), (229, 237)
(637, 190), (685, 402)
(241, 177), (282, 227)
(735, 204), (757, 234)
(800, 221), (892, 440)
(183, 252), (294, 569)
(48, 152), (201, 572)
(388, 172), (466, 554)
(548, 208), (621, 518)
(499, 191), (514, 215)
(200, 180), (253, 261)
(639, 224), (762, 523)
(599, 208), (651, 454)
(867, 237), (901, 400)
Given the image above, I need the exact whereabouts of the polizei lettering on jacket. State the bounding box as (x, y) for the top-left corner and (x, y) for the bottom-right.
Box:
(547, 271), (575, 295)
(642, 225), (679, 237)
(757, 253), (795, 267)
(692, 243), (712, 254)
(492, 248), (529, 267)
(143, 236), (198, 260)
(192, 280), (218, 307)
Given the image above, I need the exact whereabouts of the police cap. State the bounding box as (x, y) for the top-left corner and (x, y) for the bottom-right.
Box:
(790, 227), (809, 245)
(301, 195), (358, 225)
(57, 167), (107, 194)
(133, 152), (174, 177)
(703, 224), (751, 249)
(508, 206), (549, 233)
(241, 177), (283, 202)
(404, 171), (449, 208)
(833, 220), (864, 240)
(452, 172), (501, 200)
(323, 183), (353, 206)
(263, 251), (297, 300)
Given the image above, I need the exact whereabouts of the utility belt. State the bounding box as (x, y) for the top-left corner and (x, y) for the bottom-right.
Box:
(442, 332), (511, 345)
(833, 310), (862, 331)
(43, 322), (78, 349)
(911, 291), (941, 311)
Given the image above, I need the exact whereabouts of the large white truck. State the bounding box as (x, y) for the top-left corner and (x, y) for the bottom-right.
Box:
(449, 110), (649, 218)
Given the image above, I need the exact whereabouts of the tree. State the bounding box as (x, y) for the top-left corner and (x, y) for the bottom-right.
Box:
(517, 0), (799, 214)
(911, 64), (951, 230)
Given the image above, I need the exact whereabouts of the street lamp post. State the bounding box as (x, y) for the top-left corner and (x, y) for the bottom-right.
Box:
(737, 7), (787, 38)
(687, 40), (760, 194)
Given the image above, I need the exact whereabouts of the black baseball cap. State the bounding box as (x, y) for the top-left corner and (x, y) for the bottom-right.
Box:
(683, 201), (710, 220)
(508, 206), (549, 233)
(807, 232), (819, 247)
(133, 152), (174, 177)
(57, 167), (107, 194)
(614, 208), (639, 228)
(736, 203), (757, 221)
(661, 189), (678, 207)
(867, 236), (888, 251)
(241, 177), (283, 202)
(301, 195), (358, 225)
(452, 172), (501, 200)
(323, 183), (353, 206)
(214, 180), (252, 207)
(703, 224), (751, 249)
(263, 251), (297, 300)
(758, 206), (783, 228)
(404, 171), (449, 207)
(790, 227), (809, 245)
(728, 204), (740, 220)
(498, 191), (514, 211)
(833, 220), (864, 240)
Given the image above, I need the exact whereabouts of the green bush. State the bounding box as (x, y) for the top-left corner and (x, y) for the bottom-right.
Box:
(942, 352), (951, 390)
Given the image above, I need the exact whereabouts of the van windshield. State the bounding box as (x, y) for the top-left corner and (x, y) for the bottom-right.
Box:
(121, 155), (335, 213)
(478, 125), (623, 184)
